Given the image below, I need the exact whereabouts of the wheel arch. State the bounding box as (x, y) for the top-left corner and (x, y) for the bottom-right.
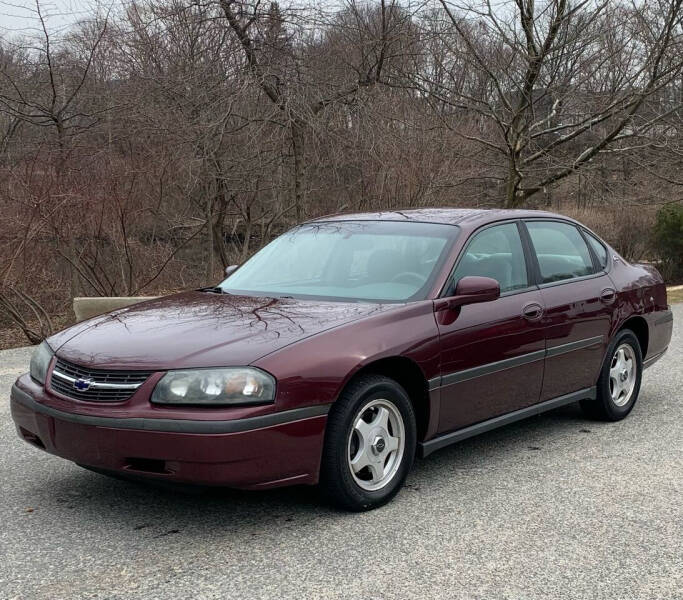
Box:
(340, 356), (431, 441)
(617, 315), (649, 357)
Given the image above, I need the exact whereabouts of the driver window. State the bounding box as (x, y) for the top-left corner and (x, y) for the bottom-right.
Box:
(451, 223), (528, 294)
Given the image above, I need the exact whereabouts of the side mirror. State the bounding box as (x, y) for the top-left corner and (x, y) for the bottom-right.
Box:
(224, 264), (238, 277)
(435, 276), (500, 312)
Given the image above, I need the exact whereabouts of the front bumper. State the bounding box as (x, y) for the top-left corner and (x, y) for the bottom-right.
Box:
(10, 375), (329, 489)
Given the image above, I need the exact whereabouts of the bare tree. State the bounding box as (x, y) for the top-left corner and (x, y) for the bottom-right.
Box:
(219, 0), (410, 220)
(0, 1), (111, 162)
(417, 0), (683, 206)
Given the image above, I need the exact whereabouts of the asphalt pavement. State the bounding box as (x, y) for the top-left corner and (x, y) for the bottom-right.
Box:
(1, 305), (681, 599)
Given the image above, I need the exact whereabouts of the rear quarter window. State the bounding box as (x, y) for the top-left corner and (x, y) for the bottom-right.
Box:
(584, 231), (609, 270)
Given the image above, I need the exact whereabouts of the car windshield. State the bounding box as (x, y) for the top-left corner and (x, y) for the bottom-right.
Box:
(219, 220), (458, 302)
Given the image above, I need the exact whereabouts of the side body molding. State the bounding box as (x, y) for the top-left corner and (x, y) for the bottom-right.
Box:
(429, 335), (604, 390)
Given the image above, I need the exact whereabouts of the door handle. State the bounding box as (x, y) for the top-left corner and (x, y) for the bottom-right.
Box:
(522, 302), (543, 321)
(600, 288), (616, 304)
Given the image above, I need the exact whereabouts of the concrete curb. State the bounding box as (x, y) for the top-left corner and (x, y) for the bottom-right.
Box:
(73, 297), (158, 322)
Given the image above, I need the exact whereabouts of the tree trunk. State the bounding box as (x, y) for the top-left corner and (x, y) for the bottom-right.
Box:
(291, 120), (306, 222)
(68, 236), (82, 298)
(240, 205), (252, 262)
(206, 196), (215, 284)
(504, 151), (522, 208)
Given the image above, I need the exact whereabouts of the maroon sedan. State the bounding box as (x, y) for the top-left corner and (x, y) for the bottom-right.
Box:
(11, 209), (673, 510)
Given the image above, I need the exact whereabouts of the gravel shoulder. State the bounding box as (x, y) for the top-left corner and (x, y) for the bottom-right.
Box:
(1, 306), (681, 600)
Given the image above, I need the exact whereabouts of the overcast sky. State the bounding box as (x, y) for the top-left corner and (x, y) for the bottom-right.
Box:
(0, 0), (518, 41)
(0, 0), (118, 38)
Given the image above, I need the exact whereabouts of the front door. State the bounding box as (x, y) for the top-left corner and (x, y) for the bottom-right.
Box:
(436, 222), (546, 434)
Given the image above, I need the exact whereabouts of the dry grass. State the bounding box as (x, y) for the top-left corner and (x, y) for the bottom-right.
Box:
(668, 287), (683, 305)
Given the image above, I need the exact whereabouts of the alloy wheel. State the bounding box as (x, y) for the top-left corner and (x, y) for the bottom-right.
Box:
(347, 398), (405, 492)
(609, 343), (637, 407)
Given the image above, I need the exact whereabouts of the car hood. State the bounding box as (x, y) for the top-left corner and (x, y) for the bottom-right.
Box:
(48, 291), (394, 370)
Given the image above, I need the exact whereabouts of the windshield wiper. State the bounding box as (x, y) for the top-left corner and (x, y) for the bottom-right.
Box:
(199, 286), (230, 294)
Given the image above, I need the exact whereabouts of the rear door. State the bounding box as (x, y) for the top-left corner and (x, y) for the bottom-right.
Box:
(436, 221), (546, 433)
(523, 220), (615, 401)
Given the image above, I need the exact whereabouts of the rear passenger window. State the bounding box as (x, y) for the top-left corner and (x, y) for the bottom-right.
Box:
(451, 223), (528, 293)
(584, 231), (608, 270)
(526, 221), (596, 283)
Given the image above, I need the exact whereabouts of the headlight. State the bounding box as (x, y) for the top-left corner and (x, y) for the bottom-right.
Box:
(29, 341), (54, 385)
(151, 368), (276, 406)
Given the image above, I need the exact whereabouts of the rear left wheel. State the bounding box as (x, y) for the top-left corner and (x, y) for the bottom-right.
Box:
(319, 375), (416, 511)
(581, 329), (643, 421)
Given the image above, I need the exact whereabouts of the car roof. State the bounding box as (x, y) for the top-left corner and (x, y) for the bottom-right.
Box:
(307, 208), (577, 230)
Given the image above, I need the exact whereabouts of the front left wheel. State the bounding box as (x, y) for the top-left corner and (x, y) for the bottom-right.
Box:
(319, 375), (416, 511)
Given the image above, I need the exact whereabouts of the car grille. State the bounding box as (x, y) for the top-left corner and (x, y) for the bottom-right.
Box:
(50, 358), (154, 402)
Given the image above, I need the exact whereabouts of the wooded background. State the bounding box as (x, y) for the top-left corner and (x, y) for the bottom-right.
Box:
(1, 0), (682, 346)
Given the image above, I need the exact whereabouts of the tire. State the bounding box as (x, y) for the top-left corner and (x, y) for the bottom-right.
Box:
(319, 374), (416, 511)
(580, 329), (643, 421)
